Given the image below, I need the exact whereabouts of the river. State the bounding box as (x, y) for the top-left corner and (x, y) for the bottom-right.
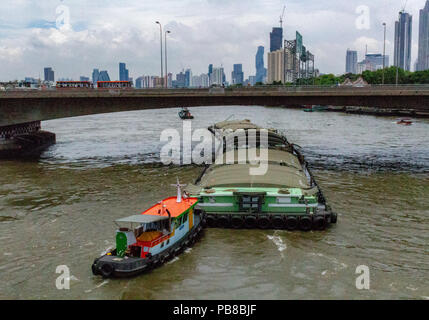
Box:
(0, 106), (428, 299)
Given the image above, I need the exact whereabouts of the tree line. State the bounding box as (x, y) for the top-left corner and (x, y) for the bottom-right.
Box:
(261, 67), (429, 86)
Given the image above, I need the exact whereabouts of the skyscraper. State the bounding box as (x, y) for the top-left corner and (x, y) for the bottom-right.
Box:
(175, 71), (187, 88)
(270, 27), (283, 52)
(346, 49), (358, 74)
(98, 71), (110, 81)
(208, 64), (213, 80)
(255, 46), (267, 83)
(210, 67), (225, 86)
(365, 54), (389, 70)
(119, 63), (129, 81)
(417, 1), (429, 71)
(394, 11), (412, 71)
(185, 69), (192, 88)
(231, 64), (244, 85)
(44, 67), (55, 82)
(92, 69), (100, 84)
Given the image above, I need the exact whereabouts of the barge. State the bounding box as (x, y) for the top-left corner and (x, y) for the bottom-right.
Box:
(185, 120), (336, 231)
(92, 181), (206, 278)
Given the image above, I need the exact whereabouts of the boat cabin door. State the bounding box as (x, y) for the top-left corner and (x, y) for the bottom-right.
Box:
(235, 192), (266, 213)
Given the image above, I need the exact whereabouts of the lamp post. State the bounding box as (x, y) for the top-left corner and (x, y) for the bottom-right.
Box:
(165, 30), (171, 88)
(155, 21), (163, 87)
(382, 22), (386, 84)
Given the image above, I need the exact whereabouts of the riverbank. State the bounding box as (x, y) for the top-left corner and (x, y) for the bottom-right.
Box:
(325, 106), (429, 118)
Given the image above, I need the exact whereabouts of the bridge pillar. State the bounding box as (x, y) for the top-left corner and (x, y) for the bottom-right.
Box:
(0, 121), (56, 159)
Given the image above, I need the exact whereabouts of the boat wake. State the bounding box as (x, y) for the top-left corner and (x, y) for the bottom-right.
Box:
(267, 235), (287, 257)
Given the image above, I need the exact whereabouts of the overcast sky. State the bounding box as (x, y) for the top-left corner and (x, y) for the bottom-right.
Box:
(0, 0), (428, 82)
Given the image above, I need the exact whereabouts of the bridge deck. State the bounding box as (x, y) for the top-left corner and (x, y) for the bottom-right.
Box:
(1, 86), (429, 127)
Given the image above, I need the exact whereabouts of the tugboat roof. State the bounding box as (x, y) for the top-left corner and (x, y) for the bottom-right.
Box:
(116, 214), (169, 224)
(140, 197), (199, 218)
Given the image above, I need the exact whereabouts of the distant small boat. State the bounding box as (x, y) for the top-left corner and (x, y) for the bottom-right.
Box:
(396, 118), (413, 126)
(303, 105), (328, 112)
(179, 107), (194, 120)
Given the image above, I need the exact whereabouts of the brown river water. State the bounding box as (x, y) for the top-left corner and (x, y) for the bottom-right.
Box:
(0, 106), (428, 300)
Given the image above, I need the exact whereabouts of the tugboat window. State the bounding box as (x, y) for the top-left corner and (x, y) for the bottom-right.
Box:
(239, 194), (263, 212)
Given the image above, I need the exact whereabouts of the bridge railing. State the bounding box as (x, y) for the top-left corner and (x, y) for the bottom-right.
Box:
(2, 84), (429, 97)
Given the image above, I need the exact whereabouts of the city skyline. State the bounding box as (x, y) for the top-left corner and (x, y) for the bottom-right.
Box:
(1, 0), (429, 82)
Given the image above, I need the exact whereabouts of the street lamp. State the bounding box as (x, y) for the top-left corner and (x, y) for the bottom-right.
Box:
(155, 21), (163, 87)
(382, 22), (386, 84)
(165, 30), (171, 88)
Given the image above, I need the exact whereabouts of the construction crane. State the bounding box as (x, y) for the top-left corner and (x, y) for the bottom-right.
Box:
(401, 0), (408, 12)
(279, 5), (286, 29)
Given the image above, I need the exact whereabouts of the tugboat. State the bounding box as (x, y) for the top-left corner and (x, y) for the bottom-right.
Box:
(179, 107), (194, 120)
(92, 179), (205, 278)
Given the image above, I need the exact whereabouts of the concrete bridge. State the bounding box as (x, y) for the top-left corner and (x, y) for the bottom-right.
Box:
(1, 85), (429, 127)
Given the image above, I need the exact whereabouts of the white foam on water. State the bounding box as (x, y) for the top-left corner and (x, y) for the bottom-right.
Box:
(167, 257), (180, 264)
(422, 296), (429, 300)
(4, 252), (12, 256)
(95, 280), (109, 288)
(267, 235), (287, 258)
(185, 248), (192, 254)
(321, 270), (328, 276)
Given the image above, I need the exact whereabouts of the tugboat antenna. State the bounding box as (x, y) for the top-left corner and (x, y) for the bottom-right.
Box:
(171, 177), (187, 203)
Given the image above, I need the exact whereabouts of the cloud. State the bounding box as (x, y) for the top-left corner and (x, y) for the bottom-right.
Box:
(0, 0), (428, 81)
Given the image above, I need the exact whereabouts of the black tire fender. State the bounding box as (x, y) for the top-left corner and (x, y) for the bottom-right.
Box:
(285, 216), (298, 231)
(91, 263), (100, 276)
(257, 216), (271, 229)
(216, 216), (231, 228)
(299, 216), (312, 231)
(231, 216), (244, 229)
(100, 263), (114, 278)
(330, 212), (338, 224)
(313, 216), (327, 230)
(206, 215), (217, 228)
(272, 216), (285, 229)
(244, 216), (257, 228)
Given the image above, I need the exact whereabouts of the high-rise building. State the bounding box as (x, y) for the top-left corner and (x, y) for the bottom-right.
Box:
(92, 69), (100, 84)
(417, 1), (429, 71)
(210, 67), (225, 86)
(185, 69), (192, 88)
(255, 46), (267, 83)
(119, 62), (129, 81)
(44, 67), (55, 82)
(267, 49), (297, 84)
(135, 76), (144, 89)
(174, 71), (187, 88)
(270, 27), (283, 52)
(98, 71), (110, 81)
(231, 64), (244, 85)
(208, 64), (213, 79)
(365, 54), (389, 70)
(346, 49), (358, 74)
(394, 11), (413, 71)
(80, 76), (90, 82)
(248, 76), (257, 86)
